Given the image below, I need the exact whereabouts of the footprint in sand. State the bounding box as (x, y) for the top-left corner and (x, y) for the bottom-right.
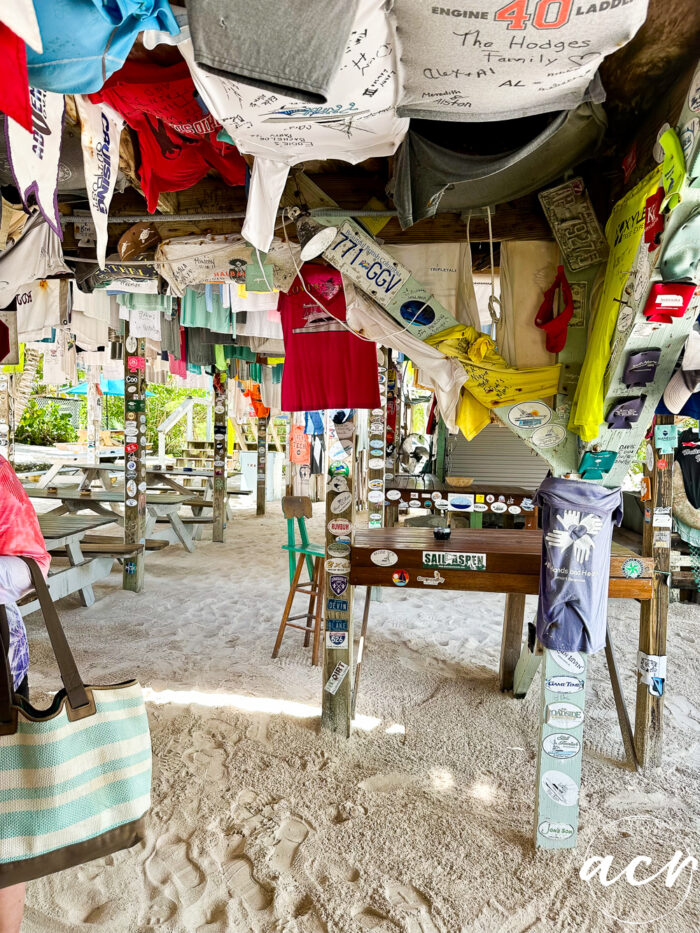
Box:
(189, 746), (227, 782)
(145, 834), (207, 909)
(233, 788), (279, 835)
(270, 816), (311, 871)
(386, 883), (440, 933)
(224, 855), (272, 910)
(141, 895), (178, 928)
(354, 907), (398, 931)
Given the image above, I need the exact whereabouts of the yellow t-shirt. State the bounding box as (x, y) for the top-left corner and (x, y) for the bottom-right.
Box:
(568, 128), (686, 442)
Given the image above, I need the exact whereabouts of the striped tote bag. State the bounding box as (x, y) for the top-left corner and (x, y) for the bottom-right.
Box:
(0, 558), (151, 887)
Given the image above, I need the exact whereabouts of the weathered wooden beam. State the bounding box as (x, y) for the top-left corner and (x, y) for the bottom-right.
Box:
(123, 326), (147, 592)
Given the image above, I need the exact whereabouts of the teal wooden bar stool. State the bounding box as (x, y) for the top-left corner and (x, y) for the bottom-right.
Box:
(273, 496), (326, 665)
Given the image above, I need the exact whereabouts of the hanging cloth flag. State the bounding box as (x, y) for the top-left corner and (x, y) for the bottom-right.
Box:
(75, 96), (124, 269)
(6, 88), (64, 236)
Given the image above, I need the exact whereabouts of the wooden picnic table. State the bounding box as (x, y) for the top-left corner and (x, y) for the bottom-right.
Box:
(25, 487), (197, 553)
(384, 475), (539, 529)
(20, 514), (117, 615)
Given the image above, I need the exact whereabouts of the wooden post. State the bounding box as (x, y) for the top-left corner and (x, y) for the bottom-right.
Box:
(256, 414), (268, 516)
(123, 325), (147, 592)
(635, 414), (673, 768)
(499, 593), (526, 691)
(322, 411), (356, 737)
(86, 374), (102, 465)
(212, 373), (228, 542)
(0, 373), (14, 464)
(435, 416), (448, 482)
(534, 649), (587, 849)
(368, 348), (389, 529)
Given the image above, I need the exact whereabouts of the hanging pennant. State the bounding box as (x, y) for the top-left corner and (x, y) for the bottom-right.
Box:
(6, 87), (65, 236)
(75, 96), (124, 269)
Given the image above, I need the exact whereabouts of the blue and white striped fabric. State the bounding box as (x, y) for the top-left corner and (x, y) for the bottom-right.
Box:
(0, 683), (151, 864)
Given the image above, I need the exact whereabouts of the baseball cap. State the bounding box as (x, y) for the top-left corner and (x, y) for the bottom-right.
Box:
(663, 327), (700, 413)
(660, 205), (700, 284)
(606, 396), (645, 430)
(643, 282), (697, 323)
(623, 349), (661, 387)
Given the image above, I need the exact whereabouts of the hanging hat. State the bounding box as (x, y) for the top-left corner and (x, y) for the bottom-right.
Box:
(663, 327), (700, 413)
(606, 396), (645, 430)
(642, 282), (696, 324)
(623, 349), (661, 387)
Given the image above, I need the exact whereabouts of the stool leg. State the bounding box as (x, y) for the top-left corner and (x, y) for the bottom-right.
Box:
(304, 557), (321, 648)
(272, 552), (306, 659)
(312, 564), (325, 667)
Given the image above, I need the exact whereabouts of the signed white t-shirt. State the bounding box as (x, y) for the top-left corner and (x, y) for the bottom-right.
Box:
(391, 0), (649, 122)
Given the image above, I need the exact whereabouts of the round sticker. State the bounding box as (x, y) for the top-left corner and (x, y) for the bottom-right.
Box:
(542, 733), (581, 760)
(329, 461), (349, 477)
(328, 475), (349, 494)
(126, 461), (137, 472)
(385, 473), (394, 481)
(431, 491), (441, 502)
(541, 770), (579, 807)
(127, 385), (136, 394)
(490, 501), (507, 513)
(125, 497), (137, 507)
(368, 458), (385, 470)
(371, 549), (398, 567)
(368, 490), (384, 503)
(531, 424), (566, 449)
(327, 542), (350, 558)
(622, 557), (644, 579)
(546, 702), (585, 729)
(508, 402), (552, 430)
(326, 558), (350, 574)
(486, 495), (494, 503)
(538, 821), (575, 842)
(400, 300), (435, 327)
(328, 518), (352, 536)
(138, 482), (147, 493)
(125, 335), (137, 352)
(392, 569), (410, 586)
(550, 651), (585, 675)
(331, 491), (353, 514)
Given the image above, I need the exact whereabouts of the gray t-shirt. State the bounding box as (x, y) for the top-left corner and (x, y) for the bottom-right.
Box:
(390, 0), (649, 122)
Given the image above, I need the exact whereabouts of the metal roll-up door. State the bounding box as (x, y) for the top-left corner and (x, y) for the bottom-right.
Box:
(446, 423), (549, 487)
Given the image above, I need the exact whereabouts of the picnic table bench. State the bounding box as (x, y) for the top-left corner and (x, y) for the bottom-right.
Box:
(20, 514), (117, 616)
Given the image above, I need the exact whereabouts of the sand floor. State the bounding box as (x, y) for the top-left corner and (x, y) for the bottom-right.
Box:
(18, 499), (700, 933)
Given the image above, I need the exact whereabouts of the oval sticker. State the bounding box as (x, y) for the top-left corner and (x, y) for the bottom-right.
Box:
(545, 676), (585, 694)
(327, 542), (350, 558)
(490, 501), (507, 513)
(369, 512), (382, 521)
(370, 422), (384, 435)
(371, 408), (383, 417)
(326, 558), (350, 574)
(508, 505), (521, 514)
(329, 461), (349, 477)
(125, 497), (137, 507)
(386, 489), (402, 501)
(538, 820), (575, 842)
(435, 499), (449, 510)
(371, 549), (398, 567)
(328, 518), (352, 536)
(545, 702), (584, 729)
(328, 475), (349, 493)
(368, 458), (385, 470)
(542, 733), (581, 760)
(368, 479), (383, 490)
(532, 424), (566, 449)
(473, 503), (488, 512)
(431, 491), (442, 502)
(368, 490), (384, 503)
(331, 491), (353, 514)
(550, 651), (585, 675)
(126, 480), (137, 496)
(541, 770), (578, 807)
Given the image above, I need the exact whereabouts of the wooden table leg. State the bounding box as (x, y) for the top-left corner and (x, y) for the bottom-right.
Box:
(605, 625), (639, 771)
(64, 538), (95, 607)
(499, 593), (526, 691)
(168, 512), (196, 553)
(351, 587), (372, 719)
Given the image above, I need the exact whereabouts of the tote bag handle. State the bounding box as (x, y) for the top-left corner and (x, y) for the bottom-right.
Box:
(0, 558), (89, 725)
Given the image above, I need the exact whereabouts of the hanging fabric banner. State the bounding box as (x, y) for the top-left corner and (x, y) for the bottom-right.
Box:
(6, 87), (65, 236)
(75, 96), (124, 269)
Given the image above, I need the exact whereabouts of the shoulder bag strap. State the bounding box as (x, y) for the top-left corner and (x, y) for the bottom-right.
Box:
(0, 605), (14, 725)
(19, 557), (89, 711)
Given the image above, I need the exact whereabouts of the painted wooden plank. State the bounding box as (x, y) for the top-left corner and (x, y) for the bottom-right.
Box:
(635, 414), (673, 768)
(257, 415), (268, 516)
(123, 325), (147, 592)
(535, 649), (587, 849)
(322, 412), (356, 738)
(212, 373), (228, 542)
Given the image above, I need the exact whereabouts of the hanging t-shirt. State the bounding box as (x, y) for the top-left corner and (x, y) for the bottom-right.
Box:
(280, 265), (380, 412)
(0, 212), (70, 309)
(390, 0), (649, 122)
(26, 0), (179, 94)
(149, 3), (408, 251)
(88, 59), (246, 213)
(14, 280), (63, 341)
(677, 429), (700, 510)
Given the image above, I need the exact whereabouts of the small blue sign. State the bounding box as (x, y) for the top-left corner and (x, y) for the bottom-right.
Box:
(327, 599), (348, 612)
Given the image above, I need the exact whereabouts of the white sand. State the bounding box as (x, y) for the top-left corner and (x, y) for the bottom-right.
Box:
(19, 499), (700, 932)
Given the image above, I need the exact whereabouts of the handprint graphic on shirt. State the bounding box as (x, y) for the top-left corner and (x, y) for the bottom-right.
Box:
(545, 510), (602, 563)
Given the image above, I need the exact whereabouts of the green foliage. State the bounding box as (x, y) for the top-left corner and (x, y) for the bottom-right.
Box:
(15, 400), (77, 446)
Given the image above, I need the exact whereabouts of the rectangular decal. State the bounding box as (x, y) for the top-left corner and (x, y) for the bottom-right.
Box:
(422, 551), (486, 570)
